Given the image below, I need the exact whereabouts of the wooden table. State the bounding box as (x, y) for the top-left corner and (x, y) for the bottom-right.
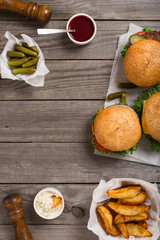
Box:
(0, 1), (160, 239)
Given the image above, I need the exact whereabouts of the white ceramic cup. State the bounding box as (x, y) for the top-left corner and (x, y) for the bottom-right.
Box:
(66, 13), (97, 45)
(33, 187), (64, 220)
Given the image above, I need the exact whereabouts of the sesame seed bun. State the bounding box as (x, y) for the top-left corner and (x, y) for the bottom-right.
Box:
(93, 106), (142, 151)
(142, 92), (160, 141)
(124, 39), (160, 87)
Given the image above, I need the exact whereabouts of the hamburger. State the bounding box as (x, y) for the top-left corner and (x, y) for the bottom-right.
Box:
(122, 28), (160, 87)
(134, 84), (160, 152)
(92, 102), (142, 156)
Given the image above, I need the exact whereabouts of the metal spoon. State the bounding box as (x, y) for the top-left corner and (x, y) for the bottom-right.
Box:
(37, 29), (75, 34)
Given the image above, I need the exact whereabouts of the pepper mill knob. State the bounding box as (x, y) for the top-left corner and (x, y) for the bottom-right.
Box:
(3, 193), (34, 240)
(0, 0), (52, 24)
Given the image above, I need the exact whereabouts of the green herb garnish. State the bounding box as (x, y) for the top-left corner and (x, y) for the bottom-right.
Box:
(92, 136), (140, 156)
(142, 27), (152, 32)
(134, 84), (160, 152)
(121, 45), (130, 57)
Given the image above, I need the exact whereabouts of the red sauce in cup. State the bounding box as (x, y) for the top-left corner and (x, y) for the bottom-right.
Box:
(68, 15), (95, 42)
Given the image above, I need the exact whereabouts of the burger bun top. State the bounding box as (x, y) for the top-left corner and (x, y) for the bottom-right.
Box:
(124, 39), (160, 87)
(94, 105), (142, 151)
(142, 92), (160, 141)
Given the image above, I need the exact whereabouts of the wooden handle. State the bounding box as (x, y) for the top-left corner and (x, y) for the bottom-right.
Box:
(3, 193), (34, 240)
(0, 0), (52, 24)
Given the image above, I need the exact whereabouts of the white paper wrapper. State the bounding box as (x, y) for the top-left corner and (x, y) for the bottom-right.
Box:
(94, 23), (160, 166)
(0, 31), (49, 87)
(88, 179), (160, 240)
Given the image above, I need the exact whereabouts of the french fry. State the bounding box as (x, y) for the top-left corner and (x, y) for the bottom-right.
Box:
(116, 223), (129, 239)
(125, 223), (152, 237)
(120, 191), (147, 205)
(107, 186), (141, 199)
(96, 206), (113, 234)
(97, 214), (120, 236)
(107, 202), (150, 216)
(137, 220), (148, 229)
(114, 213), (148, 224)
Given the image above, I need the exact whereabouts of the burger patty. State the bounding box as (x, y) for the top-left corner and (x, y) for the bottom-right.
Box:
(143, 31), (160, 42)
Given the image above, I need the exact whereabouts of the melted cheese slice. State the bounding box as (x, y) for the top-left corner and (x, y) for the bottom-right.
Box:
(142, 100), (150, 134)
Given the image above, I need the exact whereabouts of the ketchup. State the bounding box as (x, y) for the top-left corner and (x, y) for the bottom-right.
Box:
(68, 15), (95, 42)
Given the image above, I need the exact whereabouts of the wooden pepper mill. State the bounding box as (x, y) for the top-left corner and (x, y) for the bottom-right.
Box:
(3, 193), (34, 240)
(0, 0), (52, 24)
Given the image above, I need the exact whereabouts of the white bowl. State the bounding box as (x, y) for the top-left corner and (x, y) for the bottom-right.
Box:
(33, 187), (64, 220)
(66, 13), (97, 45)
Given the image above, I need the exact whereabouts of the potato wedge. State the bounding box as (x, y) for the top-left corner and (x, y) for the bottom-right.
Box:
(110, 224), (120, 237)
(116, 223), (129, 239)
(120, 191), (147, 205)
(107, 202), (150, 216)
(137, 220), (147, 229)
(96, 206), (113, 234)
(103, 201), (118, 219)
(107, 186), (141, 199)
(114, 213), (148, 224)
(126, 223), (152, 237)
(97, 215), (120, 236)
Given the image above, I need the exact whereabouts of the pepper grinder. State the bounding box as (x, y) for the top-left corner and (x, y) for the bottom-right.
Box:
(0, 0), (52, 24)
(3, 193), (34, 240)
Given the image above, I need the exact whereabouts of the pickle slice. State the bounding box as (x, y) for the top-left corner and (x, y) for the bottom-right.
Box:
(129, 34), (144, 45)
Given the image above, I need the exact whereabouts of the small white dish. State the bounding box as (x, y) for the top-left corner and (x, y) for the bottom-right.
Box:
(66, 13), (97, 45)
(33, 187), (64, 220)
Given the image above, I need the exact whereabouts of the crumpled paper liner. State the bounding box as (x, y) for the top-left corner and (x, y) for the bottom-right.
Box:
(94, 23), (160, 166)
(87, 179), (160, 240)
(0, 31), (49, 87)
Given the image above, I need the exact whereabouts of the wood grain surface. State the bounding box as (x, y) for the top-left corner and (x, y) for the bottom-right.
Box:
(1, 184), (160, 225)
(0, 143), (159, 183)
(0, 225), (97, 240)
(0, 0), (160, 239)
(0, 0), (159, 20)
(0, 21), (159, 60)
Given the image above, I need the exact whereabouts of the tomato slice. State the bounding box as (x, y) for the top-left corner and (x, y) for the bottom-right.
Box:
(136, 31), (146, 35)
(94, 137), (113, 153)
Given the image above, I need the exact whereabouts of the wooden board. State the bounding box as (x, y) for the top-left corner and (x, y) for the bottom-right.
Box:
(0, 61), (110, 100)
(0, 143), (159, 183)
(0, 0), (159, 20)
(0, 100), (102, 142)
(0, 21), (160, 60)
(1, 184), (159, 225)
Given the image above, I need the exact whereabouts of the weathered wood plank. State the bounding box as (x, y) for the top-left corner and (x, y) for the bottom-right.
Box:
(0, 184), (159, 225)
(0, 21), (159, 60)
(0, 225), (97, 240)
(0, 101), (103, 142)
(0, 0), (159, 20)
(0, 143), (159, 183)
(0, 61), (110, 100)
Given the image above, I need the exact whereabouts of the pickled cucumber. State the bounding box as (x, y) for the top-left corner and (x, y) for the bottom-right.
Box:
(15, 45), (38, 57)
(7, 51), (25, 58)
(12, 67), (36, 75)
(107, 92), (125, 100)
(22, 43), (38, 52)
(9, 58), (21, 61)
(22, 57), (39, 68)
(129, 34), (144, 45)
(118, 82), (137, 88)
(8, 57), (29, 67)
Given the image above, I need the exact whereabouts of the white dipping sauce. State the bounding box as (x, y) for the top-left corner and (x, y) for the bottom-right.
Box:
(34, 190), (63, 219)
